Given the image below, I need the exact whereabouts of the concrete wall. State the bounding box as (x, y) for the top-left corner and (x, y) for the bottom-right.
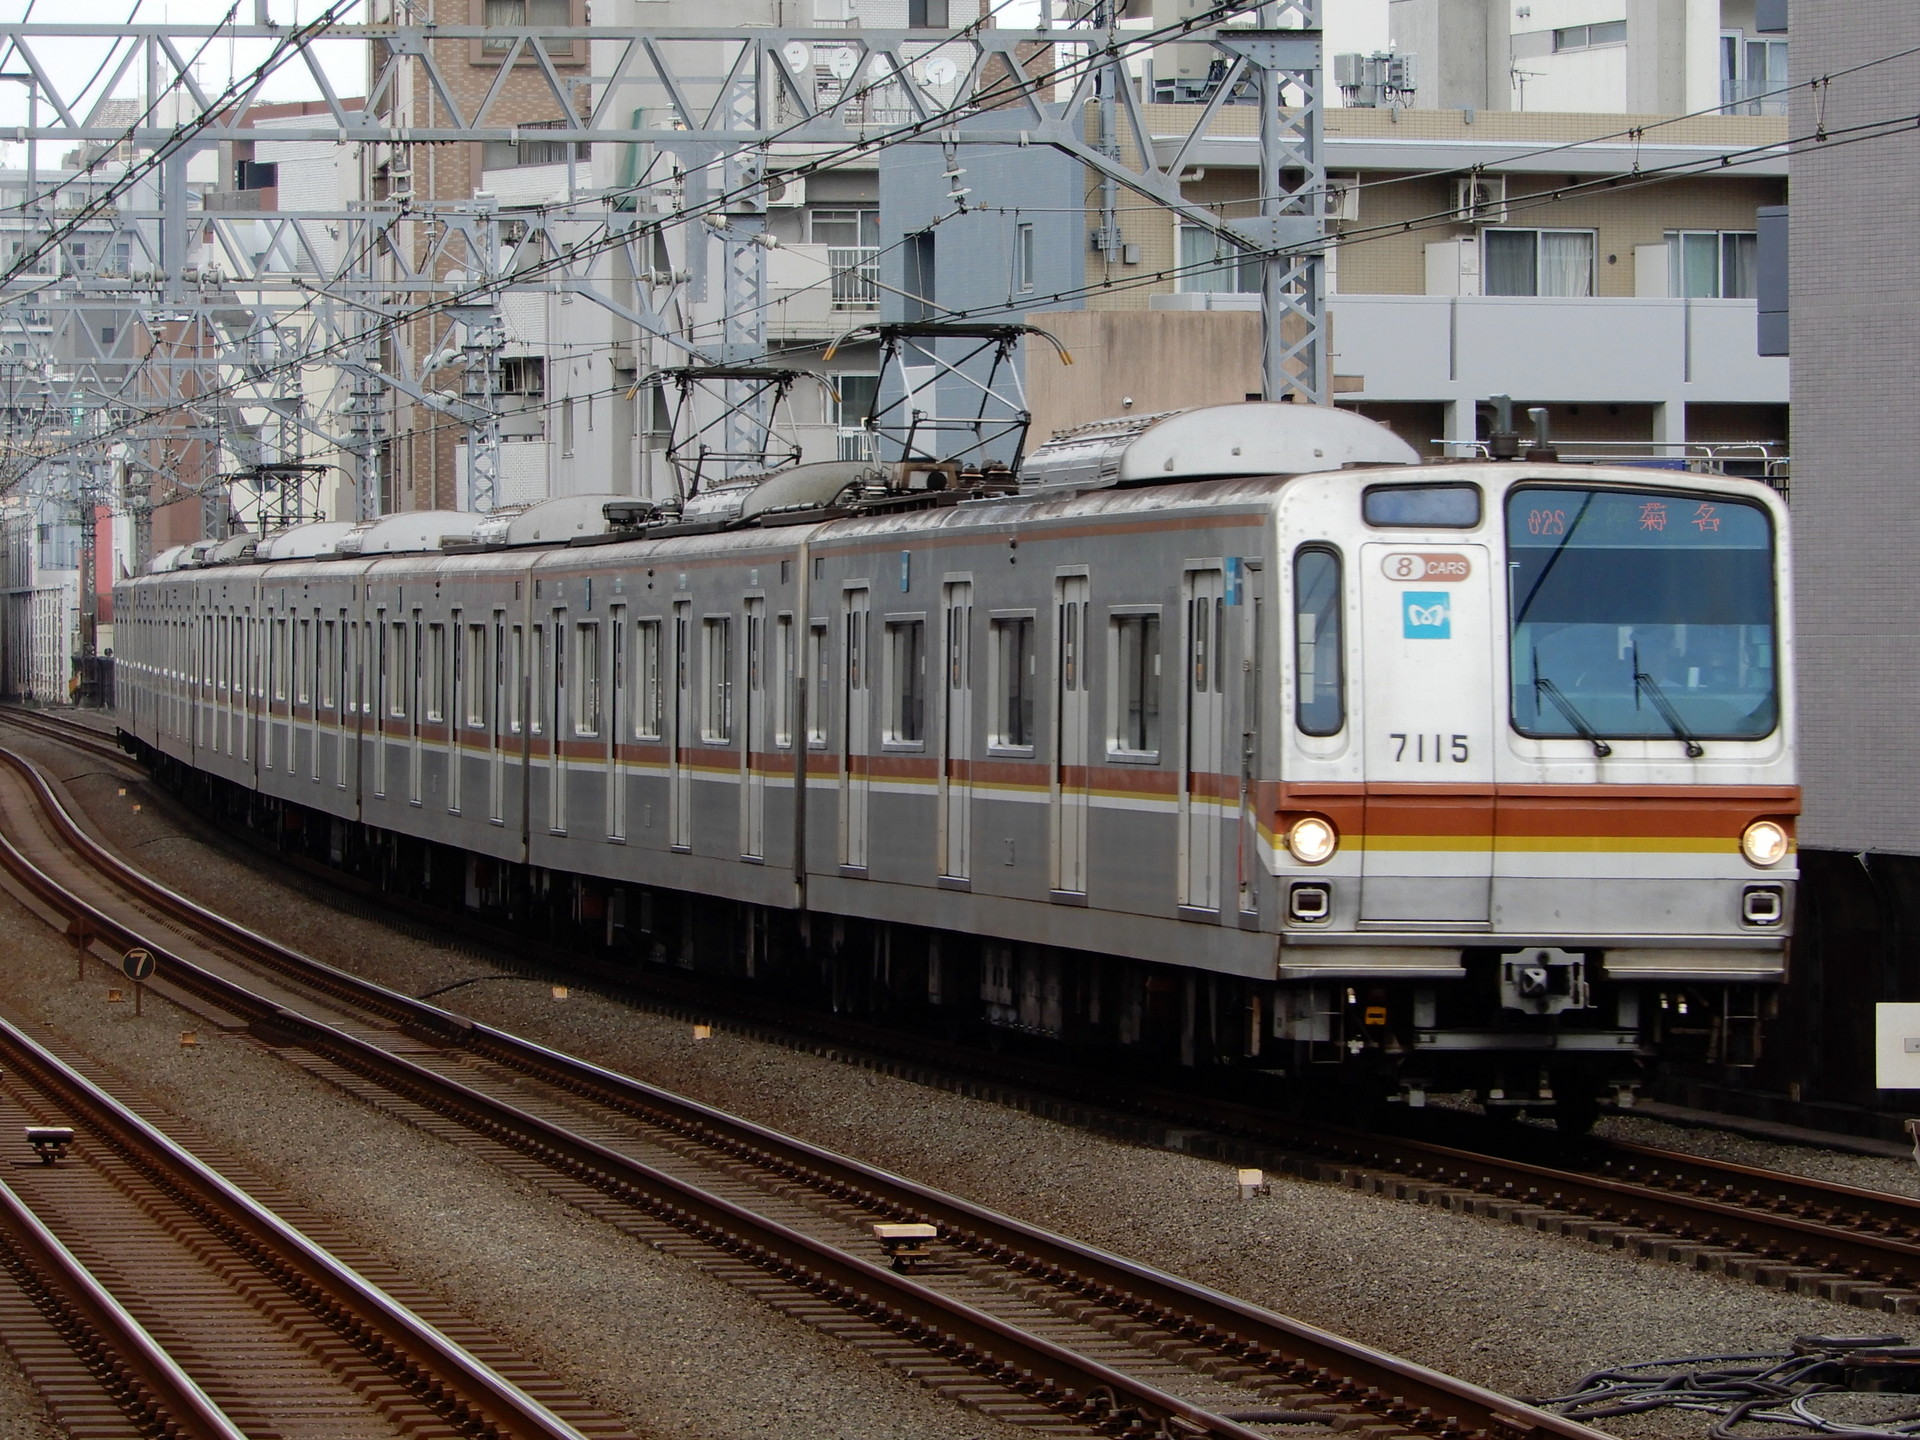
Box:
(1790, 1), (1920, 854)
(1023, 309), (1261, 443)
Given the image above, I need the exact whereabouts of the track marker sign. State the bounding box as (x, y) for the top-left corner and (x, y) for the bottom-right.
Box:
(121, 948), (156, 982)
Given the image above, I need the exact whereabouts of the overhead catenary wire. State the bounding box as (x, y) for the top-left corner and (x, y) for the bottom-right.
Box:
(7, 11), (1913, 490)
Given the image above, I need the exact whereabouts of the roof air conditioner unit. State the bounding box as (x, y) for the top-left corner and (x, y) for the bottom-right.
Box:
(764, 174), (807, 207)
(1452, 175), (1507, 225)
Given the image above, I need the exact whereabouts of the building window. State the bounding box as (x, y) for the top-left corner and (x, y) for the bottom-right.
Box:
(907, 0), (949, 27)
(1484, 229), (1595, 297)
(1552, 20), (1626, 51)
(233, 159), (278, 191)
(481, 118), (589, 169)
(1722, 33), (1788, 115)
(808, 209), (879, 247)
(885, 619), (926, 744)
(1177, 224), (1260, 294)
(702, 616), (732, 743)
(1110, 611), (1161, 757)
(500, 356), (544, 395)
(812, 209), (879, 310)
(1016, 223), (1036, 294)
(482, 0), (572, 53)
(989, 616), (1036, 751)
(1668, 230), (1758, 299)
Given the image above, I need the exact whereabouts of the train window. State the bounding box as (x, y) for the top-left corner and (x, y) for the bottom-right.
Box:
(1507, 486), (1777, 741)
(388, 621), (408, 718)
(1362, 483), (1482, 528)
(703, 617), (733, 743)
(1293, 546), (1345, 736)
(574, 621), (602, 736)
(635, 620), (663, 739)
(466, 625), (488, 727)
(807, 621), (830, 746)
(507, 625), (524, 734)
(322, 621), (336, 709)
(609, 610), (625, 742)
(884, 618), (926, 745)
(989, 615), (1036, 751)
(1109, 610), (1161, 758)
(773, 615), (795, 749)
(296, 620), (311, 705)
(426, 624), (447, 722)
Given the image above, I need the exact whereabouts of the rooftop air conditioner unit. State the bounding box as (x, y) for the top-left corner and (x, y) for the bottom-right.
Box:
(1452, 175), (1507, 225)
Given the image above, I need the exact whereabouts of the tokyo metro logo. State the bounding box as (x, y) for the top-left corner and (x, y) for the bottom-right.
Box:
(1402, 592), (1451, 638)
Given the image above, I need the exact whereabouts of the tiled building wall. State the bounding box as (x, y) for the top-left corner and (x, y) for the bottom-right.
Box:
(1789, 3), (1920, 854)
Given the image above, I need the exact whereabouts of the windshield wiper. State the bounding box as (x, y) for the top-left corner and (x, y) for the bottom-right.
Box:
(1632, 645), (1705, 757)
(1533, 672), (1612, 758)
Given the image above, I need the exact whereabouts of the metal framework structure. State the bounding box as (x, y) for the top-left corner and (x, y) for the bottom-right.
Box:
(0, 2), (1323, 573)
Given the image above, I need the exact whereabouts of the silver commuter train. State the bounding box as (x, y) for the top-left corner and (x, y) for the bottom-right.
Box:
(114, 404), (1797, 1126)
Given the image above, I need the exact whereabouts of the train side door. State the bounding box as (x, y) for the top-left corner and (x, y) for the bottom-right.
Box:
(742, 596), (765, 859)
(939, 579), (973, 881)
(490, 612), (508, 826)
(1052, 572), (1090, 897)
(1181, 567), (1227, 912)
(409, 610), (425, 806)
(841, 586), (870, 870)
(548, 609), (567, 834)
(1358, 544), (1495, 925)
(608, 605), (626, 842)
(669, 600), (691, 850)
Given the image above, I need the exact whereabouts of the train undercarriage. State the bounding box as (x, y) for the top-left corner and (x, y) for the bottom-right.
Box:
(127, 736), (1775, 1134)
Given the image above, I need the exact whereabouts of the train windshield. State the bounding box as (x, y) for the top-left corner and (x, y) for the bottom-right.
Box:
(1507, 486), (1777, 742)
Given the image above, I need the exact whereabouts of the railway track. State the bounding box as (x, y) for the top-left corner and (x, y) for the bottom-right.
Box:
(17, 707), (1920, 1330)
(0, 736), (1612, 1440)
(0, 708), (132, 767)
(0, 984), (615, 1439)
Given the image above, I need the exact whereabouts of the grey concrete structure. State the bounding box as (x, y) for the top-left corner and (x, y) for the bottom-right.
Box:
(1790, 4), (1920, 854)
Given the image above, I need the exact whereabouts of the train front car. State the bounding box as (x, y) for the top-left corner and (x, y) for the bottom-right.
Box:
(1270, 461), (1793, 1128)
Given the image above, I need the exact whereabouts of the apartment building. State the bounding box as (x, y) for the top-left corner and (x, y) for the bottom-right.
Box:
(888, 103), (1787, 465)
(1385, 0), (1787, 116)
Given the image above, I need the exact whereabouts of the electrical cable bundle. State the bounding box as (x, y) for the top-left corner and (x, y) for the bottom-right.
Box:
(1538, 1337), (1920, 1439)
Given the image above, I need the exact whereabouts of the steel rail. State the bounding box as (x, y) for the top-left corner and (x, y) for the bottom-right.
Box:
(0, 773), (598, 1440)
(0, 1167), (250, 1440)
(0, 708), (133, 766)
(0, 741), (1611, 1440)
(22, 715), (1920, 1297)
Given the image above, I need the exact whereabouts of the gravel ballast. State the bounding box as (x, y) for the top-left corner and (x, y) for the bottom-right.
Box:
(8, 728), (1915, 1427)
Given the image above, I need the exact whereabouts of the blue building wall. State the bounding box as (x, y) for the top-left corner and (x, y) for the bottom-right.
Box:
(876, 110), (1085, 465)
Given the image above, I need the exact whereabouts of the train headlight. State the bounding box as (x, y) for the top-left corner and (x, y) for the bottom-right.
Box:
(1741, 820), (1790, 868)
(1286, 815), (1338, 865)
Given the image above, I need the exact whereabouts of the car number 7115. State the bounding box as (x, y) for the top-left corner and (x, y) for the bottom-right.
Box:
(1390, 733), (1470, 763)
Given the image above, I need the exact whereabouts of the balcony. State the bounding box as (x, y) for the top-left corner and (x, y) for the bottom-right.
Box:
(1329, 294), (1787, 408)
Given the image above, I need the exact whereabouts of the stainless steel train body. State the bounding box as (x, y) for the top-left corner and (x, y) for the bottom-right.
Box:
(113, 406), (1797, 1117)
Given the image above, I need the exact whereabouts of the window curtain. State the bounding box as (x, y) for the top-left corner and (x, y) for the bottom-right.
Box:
(1179, 226), (1260, 294)
(1538, 231), (1594, 296)
(1721, 232), (1757, 298)
(1484, 230), (1536, 295)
